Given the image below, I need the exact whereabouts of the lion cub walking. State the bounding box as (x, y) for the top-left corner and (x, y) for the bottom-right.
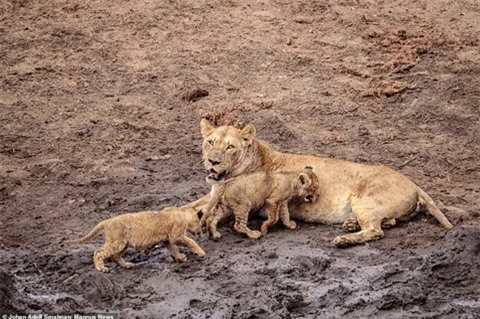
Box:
(68, 206), (206, 272)
(202, 166), (319, 239)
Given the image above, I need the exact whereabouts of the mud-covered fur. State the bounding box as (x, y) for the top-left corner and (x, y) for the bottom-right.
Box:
(187, 119), (453, 247)
(201, 167), (319, 239)
(68, 206), (206, 272)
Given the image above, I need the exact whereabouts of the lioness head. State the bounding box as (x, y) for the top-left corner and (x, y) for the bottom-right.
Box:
(297, 166), (319, 203)
(200, 119), (256, 183)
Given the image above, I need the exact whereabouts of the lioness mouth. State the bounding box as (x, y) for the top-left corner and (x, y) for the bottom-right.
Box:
(207, 169), (226, 181)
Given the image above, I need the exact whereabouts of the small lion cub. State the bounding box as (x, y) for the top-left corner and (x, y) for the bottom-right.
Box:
(202, 166), (319, 239)
(68, 206), (206, 272)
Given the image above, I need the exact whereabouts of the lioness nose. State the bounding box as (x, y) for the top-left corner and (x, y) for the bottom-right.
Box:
(208, 159), (221, 165)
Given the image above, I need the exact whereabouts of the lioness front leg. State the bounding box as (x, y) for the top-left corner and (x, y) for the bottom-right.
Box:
(178, 235), (206, 257)
(166, 241), (187, 262)
(279, 201), (297, 230)
(260, 201), (281, 235)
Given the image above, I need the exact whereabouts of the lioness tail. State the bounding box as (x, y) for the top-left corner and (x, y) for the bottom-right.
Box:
(417, 187), (453, 229)
(66, 222), (105, 244)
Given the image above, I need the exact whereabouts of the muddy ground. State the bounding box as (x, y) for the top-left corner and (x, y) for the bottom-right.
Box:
(1, 0), (479, 318)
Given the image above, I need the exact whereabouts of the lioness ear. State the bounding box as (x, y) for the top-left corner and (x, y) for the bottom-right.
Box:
(299, 173), (311, 186)
(240, 124), (256, 144)
(200, 119), (215, 138)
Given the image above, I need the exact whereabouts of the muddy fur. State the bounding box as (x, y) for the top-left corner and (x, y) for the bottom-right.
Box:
(68, 206), (206, 272)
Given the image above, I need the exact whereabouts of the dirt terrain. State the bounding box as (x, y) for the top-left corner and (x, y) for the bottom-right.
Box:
(1, 0), (479, 318)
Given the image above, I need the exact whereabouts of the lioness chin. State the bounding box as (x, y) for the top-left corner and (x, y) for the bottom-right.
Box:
(188, 119), (453, 248)
(68, 206), (206, 272)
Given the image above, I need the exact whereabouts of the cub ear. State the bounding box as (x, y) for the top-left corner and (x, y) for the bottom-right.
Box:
(200, 119), (215, 138)
(197, 210), (204, 220)
(299, 172), (311, 186)
(240, 124), (256, 144)
(303, 166), (313, 173)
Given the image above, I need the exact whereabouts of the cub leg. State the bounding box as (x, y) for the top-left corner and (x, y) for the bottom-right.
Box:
(207, 214), (222, 240)
(279, 201), (297, 230)
(260, 201), (281, 235)
(111, 254), (134, 269)
(233, 206), (261, 239)
(178, 235), (206, 257)
(166, 241), (187, 262)
(93, 241), (126, 272)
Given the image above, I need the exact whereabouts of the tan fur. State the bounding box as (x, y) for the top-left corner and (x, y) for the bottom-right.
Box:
(187, 119), (453, 247)
(68, 206), (206, 272)
(201, 167), (319, 240)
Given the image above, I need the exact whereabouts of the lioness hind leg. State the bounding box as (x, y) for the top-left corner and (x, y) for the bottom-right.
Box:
(260, 201), (281, 235)
(333, 217), (384, 248)
(279, 202), (297, 230)
(166, 242), (187, 263)
(233, 207), (261, 239)
(178, 235), (206, 257)
(111, 254), (134, 269)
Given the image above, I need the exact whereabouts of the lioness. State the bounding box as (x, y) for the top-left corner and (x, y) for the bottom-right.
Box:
(188, 119), (453, 247)
(202, 166), (319, 239)
(68, 206), (206, 272)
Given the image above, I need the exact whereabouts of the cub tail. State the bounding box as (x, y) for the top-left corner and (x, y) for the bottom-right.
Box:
(66, 222), (105, 244)
(417, 187), (453, 229)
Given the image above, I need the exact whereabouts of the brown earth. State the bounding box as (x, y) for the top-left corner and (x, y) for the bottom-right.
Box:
(1, 0), (479, 318)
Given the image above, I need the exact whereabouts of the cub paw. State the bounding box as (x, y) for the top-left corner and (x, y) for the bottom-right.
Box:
(333, 236), (354, 248)
(285, 221), (297, 230)
(97, 266), (110, 273)
(123, 262), (135, 269)
(211, 231), (222, 241)
(196, 250), (206, 258)
(247, 230), (262, 239)
(175, 253), (187, 263)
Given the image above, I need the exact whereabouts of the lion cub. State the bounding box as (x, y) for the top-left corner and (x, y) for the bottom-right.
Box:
(202, 166), (319, 239)
(68, 206), (206, 272)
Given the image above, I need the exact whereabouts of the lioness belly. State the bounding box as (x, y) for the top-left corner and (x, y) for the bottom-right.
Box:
(288, 196), (354, 224)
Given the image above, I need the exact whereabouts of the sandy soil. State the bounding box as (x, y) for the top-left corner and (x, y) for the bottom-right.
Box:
(1, 0), (479, 318)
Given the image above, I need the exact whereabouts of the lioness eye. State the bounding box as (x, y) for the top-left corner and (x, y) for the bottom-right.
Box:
(226, 144), (235, 150)
(208, 140), (214, 146)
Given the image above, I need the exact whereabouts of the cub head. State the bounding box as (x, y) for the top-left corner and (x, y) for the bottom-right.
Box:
(200, 119), (256, 183)
(184, 206), (204, 236)
(297, 166), (319, 203)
